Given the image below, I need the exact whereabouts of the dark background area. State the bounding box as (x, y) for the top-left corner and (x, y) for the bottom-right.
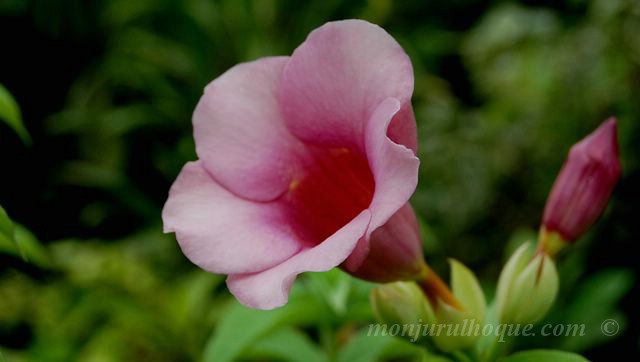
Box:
(1, 0), (638, 361)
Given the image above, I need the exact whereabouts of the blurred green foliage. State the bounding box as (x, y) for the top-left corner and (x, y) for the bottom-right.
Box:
(1, 0), (639, 361)
(0, 83), (30, 144)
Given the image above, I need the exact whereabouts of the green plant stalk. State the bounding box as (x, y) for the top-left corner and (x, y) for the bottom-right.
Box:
(478, 332), (513, 362)
(319, 323), (336, 361)
(451, 350), (474, 362)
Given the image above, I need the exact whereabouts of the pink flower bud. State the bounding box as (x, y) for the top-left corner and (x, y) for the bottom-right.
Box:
(542, 117), (622, 242)
(342, 204), (426, 283)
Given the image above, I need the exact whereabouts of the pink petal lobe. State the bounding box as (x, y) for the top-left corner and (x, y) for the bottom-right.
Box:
(227, 210), (371, 310)
(162, 161), (302, 275)
(279, 20), (414, 148)
(193, 56), (303, 202)
(343, 97), (420, 270)
(387, 103), (418, 153)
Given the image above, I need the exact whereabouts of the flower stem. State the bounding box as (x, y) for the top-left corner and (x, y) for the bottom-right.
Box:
(535, 227), (568, 259)
(416, 263), (463, 311)
(478, 332), (512, 362)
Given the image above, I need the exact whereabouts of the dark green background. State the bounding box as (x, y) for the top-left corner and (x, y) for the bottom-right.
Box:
(1, 0), (638, 360)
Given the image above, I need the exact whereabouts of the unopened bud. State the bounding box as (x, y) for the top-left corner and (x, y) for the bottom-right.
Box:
(370, 281), (435, 341)
(541, 118), (621, 250)
(496, 243), (559, 324)
(429, 259), (486, 352)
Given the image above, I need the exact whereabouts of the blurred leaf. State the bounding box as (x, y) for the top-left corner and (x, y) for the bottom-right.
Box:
(463, 4), (559, 64)
(0, 204), (23, 258)
(1, 0), (639, 360)
(0, 0), (29, 14)
(501, 349), (588, 362)
(165, 270), (223, 331)
(341, 278), (378, 323)
(337, 330), (439, 362)
(244, 328), (326, 362)
(307, 268), (352, 316)
(558, 269), (633, 351)
(57, 161), (125, 189)
(102, 0), (162, 28)
(0, 83), (30, 144)
(203, 293), (330, 362)
(504, 229), (536, 261)
(49, 233), (170, 293)
(13, 224), (50, 267)
(0, 209), (48, 266)
(47, 104), (158, 136)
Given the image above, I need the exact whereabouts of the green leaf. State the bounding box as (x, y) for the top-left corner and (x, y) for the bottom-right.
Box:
(202, 293), (329, 362)
(558, 269), (633, 351)
(0, 83), (30, 144)
(164, 271), (224, 330)
(0, 217), (50, 267)
(244, 328), (326, 362)
(15, 224), (50, 267)
(0, 205), (24, 259)
(307, 268), (352, 316)
(500, 349), (589, 362)
(337, 330), (442, 362)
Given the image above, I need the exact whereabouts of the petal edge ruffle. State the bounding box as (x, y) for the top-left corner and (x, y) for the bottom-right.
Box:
(162, 161), (302, 275)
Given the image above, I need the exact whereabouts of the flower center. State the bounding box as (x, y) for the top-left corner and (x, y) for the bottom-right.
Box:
(284, 147), (375, 246)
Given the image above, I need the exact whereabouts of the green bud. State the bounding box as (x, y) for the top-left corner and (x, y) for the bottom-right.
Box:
(370, 281), (436, 341)
(450, 259), (486, 322)
(370, 263), (487, 352)
(430, 259), (486, 352)
(495, 242), (559, 324)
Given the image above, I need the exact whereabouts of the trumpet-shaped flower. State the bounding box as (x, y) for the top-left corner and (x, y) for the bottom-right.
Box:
(162, 20), (423, 309)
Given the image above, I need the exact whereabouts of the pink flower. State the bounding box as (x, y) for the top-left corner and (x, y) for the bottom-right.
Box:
(542, 117), (622, 242)
(162, 20), (423, 309)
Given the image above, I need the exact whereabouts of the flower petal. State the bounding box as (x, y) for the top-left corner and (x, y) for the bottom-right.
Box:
(162, 161), (302, 275)
(194, 56), (303, 201)
(279, 20), (414, 148)
(344, 97), (420, 270)
(387, 103), (418, 153)
(227, 210), (371, 310)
